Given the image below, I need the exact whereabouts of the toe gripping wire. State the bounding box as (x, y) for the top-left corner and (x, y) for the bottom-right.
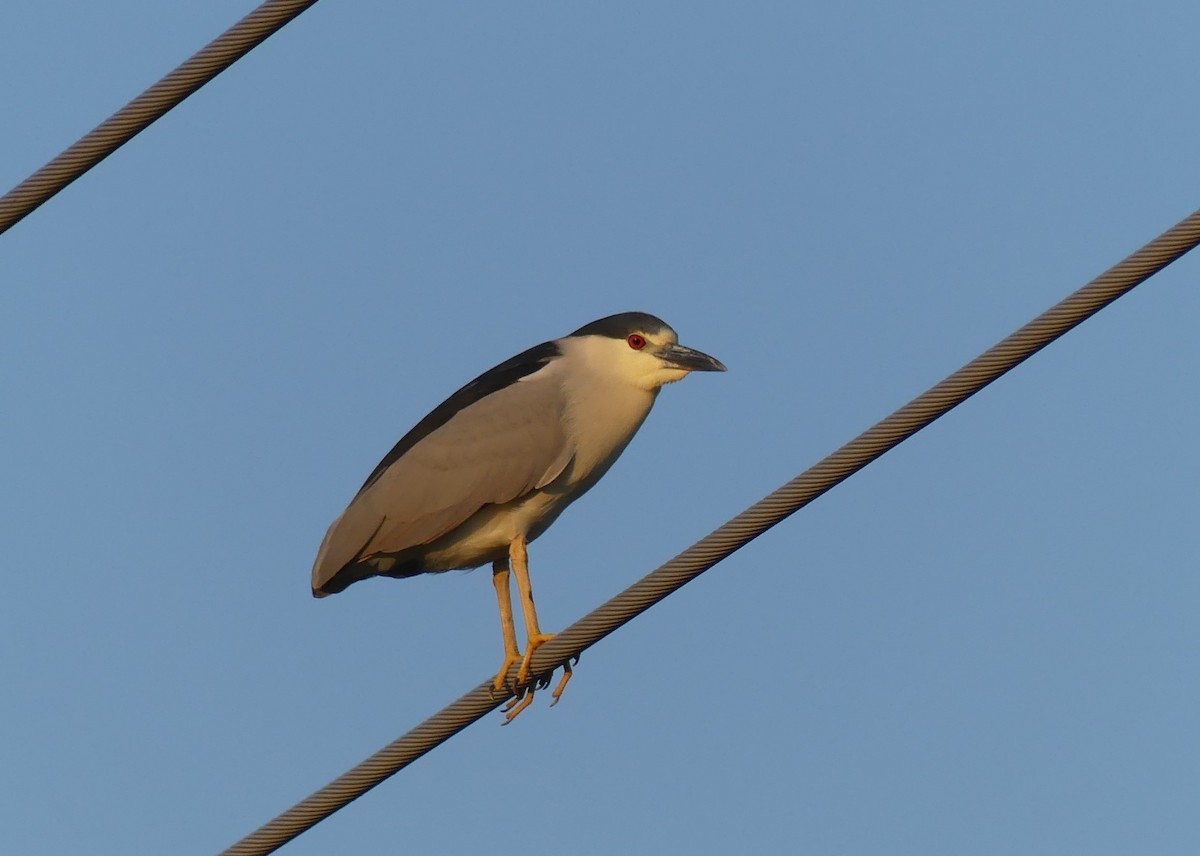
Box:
(220, 205), (1200, 856)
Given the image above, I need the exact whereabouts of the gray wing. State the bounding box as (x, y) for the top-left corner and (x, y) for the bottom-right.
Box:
(311, 373), (574, 591)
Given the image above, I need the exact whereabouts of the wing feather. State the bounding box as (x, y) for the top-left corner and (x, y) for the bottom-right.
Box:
(311, 370), (571, 591)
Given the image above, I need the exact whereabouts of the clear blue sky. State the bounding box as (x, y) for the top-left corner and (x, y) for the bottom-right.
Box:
(4, 2), (1199, 854)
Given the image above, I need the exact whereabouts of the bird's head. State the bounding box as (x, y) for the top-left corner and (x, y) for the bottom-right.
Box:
(561, 312), (727, 391)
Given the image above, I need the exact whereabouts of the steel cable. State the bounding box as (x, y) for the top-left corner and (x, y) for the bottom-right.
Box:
(0, 0), (320, 236)
(221, 207), (1200, 855)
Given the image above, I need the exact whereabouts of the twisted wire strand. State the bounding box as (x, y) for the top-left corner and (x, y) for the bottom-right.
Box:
(0, 0), (320, 236)
(221, 206), (1200, 855)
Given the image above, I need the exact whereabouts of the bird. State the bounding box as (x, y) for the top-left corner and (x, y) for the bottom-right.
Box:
(311, 311), (726, 721)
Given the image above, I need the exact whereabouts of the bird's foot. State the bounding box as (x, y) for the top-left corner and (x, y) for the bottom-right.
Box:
(515, 632), (556, 688)
(499, 634), (558, 724)
(548, 658), (573, 707)
(501, 650), (578, 724)
(501, 686), (536, 723)
(490, 649), (522, 695)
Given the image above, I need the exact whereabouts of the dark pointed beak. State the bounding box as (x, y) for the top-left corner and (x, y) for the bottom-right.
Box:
(658, 342), (727, 373)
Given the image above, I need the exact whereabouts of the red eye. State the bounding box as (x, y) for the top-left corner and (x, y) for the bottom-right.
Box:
(627, 333), (647, 350)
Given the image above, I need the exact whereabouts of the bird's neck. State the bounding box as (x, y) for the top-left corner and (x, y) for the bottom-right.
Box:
(561, 379), (658, 484)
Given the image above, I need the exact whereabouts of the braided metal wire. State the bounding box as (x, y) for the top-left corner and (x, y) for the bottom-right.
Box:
(221, 207), (1200, 855)
(0, 0), (320, 236)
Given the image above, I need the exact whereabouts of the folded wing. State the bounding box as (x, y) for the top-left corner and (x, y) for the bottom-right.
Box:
(311, 373), (572, 592)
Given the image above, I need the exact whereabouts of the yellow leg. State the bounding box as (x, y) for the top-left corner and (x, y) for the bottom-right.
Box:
(490, 559), (521, 693)
(510, 534), (555, 688)
(499, 536), (576, 723)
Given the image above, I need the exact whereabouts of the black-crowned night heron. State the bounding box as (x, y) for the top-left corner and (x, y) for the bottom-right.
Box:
(312, 312), (725, 720)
